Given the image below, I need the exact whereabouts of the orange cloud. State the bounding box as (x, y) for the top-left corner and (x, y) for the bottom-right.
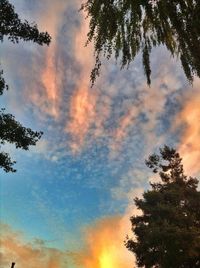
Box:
(22, 0), (67, 119)
(0, 224), (68, 268)
(74, 9), (93, 71)
(1, 215), (136, 268)
(16, 0), (189, 160)
(115, 109), (137, 141)
(175, 81), (200, 175)
(41, 46), (60, 118)
(74, 216), (134, 268)
(39, 1), (66, 119)
(67, 86), (97, 153)
(109, 106), (139, 155)
(66, 12), (100, 153)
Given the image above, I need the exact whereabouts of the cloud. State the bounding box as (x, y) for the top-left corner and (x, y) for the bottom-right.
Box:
(174, 78), (200, 176)
(71, 185), (145, 268)
(25, 0), (67, 119)
(38, 0), (69, 118)
(72, 216), (134, 268)
(1, 0), (188, 163)
(1, 214), (137, 268)
(65, 11), (102, 153)
(111, 168), (148, 201)
(0, 223), (69, 268)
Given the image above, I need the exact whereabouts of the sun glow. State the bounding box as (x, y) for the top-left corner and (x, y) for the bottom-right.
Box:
(99, 249), (115, 268)
(76, 217), (134, 268)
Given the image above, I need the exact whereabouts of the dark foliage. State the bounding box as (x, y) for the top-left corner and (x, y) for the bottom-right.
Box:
(0, 109), (42, 172)
(0, 69), (8, 95)
(0, 0), (51, 45)
(0, 0), (51, 172)
(81, 0), (200, 85)
(126, 146), (200, 267)
(0, 0), (51, 94)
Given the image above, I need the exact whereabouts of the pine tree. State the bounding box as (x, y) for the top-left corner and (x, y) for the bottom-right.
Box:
(126, 146), (200, 267)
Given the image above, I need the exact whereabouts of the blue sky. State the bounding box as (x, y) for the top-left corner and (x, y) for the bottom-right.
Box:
(1, 1), (200, 267)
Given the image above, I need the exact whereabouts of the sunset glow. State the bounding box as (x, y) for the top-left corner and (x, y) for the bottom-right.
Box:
(99, 250), (115, 268)
(1, 1), (200, 267)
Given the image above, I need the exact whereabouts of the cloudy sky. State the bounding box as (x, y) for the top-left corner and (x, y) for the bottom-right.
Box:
(1, 0), (200, 267)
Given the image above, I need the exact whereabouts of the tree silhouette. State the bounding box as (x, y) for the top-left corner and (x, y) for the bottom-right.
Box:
(0, 109), (42, 172)
(0, 0), (51, 172)
(0, 0), (51, 94)
(81, 0), (200, 85)
(126, 146), (200, 267)
(0, 0), (51, 45)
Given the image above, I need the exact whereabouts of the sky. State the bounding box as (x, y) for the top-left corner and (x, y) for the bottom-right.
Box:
(0, 1), (200, 267)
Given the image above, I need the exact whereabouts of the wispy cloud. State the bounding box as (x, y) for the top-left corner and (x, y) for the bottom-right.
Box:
(175, 78), (200, 176)
(1, 1), (187, 162)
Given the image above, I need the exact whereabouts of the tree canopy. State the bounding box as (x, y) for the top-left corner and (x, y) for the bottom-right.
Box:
(0, 109), (42, 172)
(81, 0), (200, 85)
(0, 0), (51, 172)
(126, 146), (200, 267)
(0, 0), (51, 95)
(0, 0), (51, 45)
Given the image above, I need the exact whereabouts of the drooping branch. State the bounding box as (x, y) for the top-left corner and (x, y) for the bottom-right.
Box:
(81, 0), (200, 85)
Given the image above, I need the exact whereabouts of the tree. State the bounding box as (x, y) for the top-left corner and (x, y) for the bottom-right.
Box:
(0, 0), (51, 172)
(0, 0), (51, 94)
(81, 0), (200, 85)
(126, 146), (200, 267)
(0, 109), (42, 172)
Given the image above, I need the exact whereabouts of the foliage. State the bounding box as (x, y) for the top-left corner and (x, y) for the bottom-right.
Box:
(126, 146), (200, 267)
(81, 0), (200, 85)
(0, 0), (51, 45)
(0, 69), (8, 95)
(0, 0), (51, 172)
(0, 109), (42, 172)
(0, 0), (51, 94)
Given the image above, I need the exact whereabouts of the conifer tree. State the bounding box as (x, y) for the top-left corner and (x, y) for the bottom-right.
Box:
(126, 146), (200, 267)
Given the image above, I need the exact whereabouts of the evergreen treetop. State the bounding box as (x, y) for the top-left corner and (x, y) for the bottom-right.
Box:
(126, 146), (200, 267)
